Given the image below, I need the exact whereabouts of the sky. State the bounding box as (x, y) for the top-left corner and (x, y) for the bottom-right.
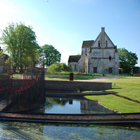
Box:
(0, 0), (140, 66)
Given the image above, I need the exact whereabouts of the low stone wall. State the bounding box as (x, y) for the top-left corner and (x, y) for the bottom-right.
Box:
(45, 80), (112, 92)
(133, 73), (140, 77)
(0, 112), (140, 124)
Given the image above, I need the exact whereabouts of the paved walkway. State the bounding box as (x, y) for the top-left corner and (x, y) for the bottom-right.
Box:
(76, 76), (125, 82)
(0, 112), (140, 124)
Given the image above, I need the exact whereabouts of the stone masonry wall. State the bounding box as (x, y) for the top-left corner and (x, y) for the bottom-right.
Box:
(45, 80), (112, 92)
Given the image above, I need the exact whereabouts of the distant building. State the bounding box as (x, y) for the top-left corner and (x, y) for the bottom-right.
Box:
(0, 47), (9, 73)
(68, 55), (81, 72)
(68, 27), (119, 74)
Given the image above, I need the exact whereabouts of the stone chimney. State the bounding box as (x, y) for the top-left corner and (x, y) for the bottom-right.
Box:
(101, 27), (105, 32)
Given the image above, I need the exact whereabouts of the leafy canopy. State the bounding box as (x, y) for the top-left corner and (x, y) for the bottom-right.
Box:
(47, 63), (72, 73)
(118, 48), (138, 73)
(41, 44), (61, 67)
(0, 22), (40, 71)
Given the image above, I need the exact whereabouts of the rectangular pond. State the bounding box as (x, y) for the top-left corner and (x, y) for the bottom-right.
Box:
(33, 97), (116, 114)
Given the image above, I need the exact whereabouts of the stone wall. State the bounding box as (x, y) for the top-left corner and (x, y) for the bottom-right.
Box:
(45, 80), (112, 92)
(68, 62), (79, 72)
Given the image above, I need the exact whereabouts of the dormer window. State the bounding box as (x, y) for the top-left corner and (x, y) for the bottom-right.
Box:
(98, 41), (100, 47)
(106, 40), (108, 47)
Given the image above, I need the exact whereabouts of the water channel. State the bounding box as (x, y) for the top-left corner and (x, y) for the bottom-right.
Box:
(0, 96), (139, 139)
(34, 97), (115, 114)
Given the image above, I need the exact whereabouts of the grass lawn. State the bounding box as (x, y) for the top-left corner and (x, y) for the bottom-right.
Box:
(45, 72), (133, 77)
(45, 75), (94, 81)
(85, 78), (140, 113)
(12, 74), (23, 79)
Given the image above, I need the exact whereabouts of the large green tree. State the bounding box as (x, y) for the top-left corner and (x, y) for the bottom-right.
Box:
(118, 48), (138, 73)
(0, 22), (39, 72)
(41, 44), (61, 67)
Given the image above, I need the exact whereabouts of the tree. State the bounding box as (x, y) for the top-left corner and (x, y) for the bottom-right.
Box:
(41, 44), (61, 67)
(47, 63), (72, 74)
(0, 22), (40, 72)
(118, 48), (138, 73)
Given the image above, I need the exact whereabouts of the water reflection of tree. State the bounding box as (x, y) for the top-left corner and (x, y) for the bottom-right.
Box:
(46, 98), (69, 106)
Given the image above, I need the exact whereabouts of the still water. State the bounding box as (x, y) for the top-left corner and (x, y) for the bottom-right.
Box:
(36, 97), (115, 114)
(0, 97), (139, 139)
(0, 121), (139, 140)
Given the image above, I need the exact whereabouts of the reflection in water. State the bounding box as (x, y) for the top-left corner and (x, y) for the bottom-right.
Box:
(80, 100), (114, 114)
(0, 121), (139, 140)
(0, 97), (139, 139)
(35, 97), (115, 114)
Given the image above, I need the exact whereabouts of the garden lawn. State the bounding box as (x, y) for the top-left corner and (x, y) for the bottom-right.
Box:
(45, 75), (94, 81)
(85, 78), (140, 113)
(12, 74), (23, 79)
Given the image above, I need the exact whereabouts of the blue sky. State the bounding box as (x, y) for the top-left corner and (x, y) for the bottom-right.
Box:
(0, 0), (140, 66)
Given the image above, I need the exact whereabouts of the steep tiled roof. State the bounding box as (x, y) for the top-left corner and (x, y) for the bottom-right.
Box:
(82, 40), (94, 48)
(68, 55), (81, 62)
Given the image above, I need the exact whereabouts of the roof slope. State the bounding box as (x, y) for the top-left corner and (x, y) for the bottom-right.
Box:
(68, 55), (81, 62)
(82, 40), (94, 48)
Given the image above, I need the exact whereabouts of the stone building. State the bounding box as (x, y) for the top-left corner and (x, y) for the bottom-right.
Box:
(68, 55), (81, 72)
(68, 27), (119, 74)
(0, 47), (9, 73)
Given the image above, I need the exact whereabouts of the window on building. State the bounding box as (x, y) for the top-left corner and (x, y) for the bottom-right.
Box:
(106, 40), (108, 47)
(109, 56), (111, 61)
(85, 48), (87, 54)
(109, 68), (112, 74)
(98, 41), (100, 47)
(93, 67), (97, 73)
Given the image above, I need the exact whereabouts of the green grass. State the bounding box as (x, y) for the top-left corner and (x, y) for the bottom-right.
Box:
(0, 74), (10, 78)
(85, 78), (140, 113)
(12, 74), (23, 79)
(45, 77), (69, 81)
(45, 72), (132, 77)
(45, 75), (95, 81)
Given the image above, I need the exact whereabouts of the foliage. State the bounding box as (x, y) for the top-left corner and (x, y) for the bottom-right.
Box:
(117, 48), (138, 73)
(47, 63), (72, 73)
(133, 67), (140, 73)
(86, 78), (140, 113)
(47, 98), (68, 106)
(41, 44), (61, 67)
(0, 22), (40, 72)
(45, 71), (132, 77)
